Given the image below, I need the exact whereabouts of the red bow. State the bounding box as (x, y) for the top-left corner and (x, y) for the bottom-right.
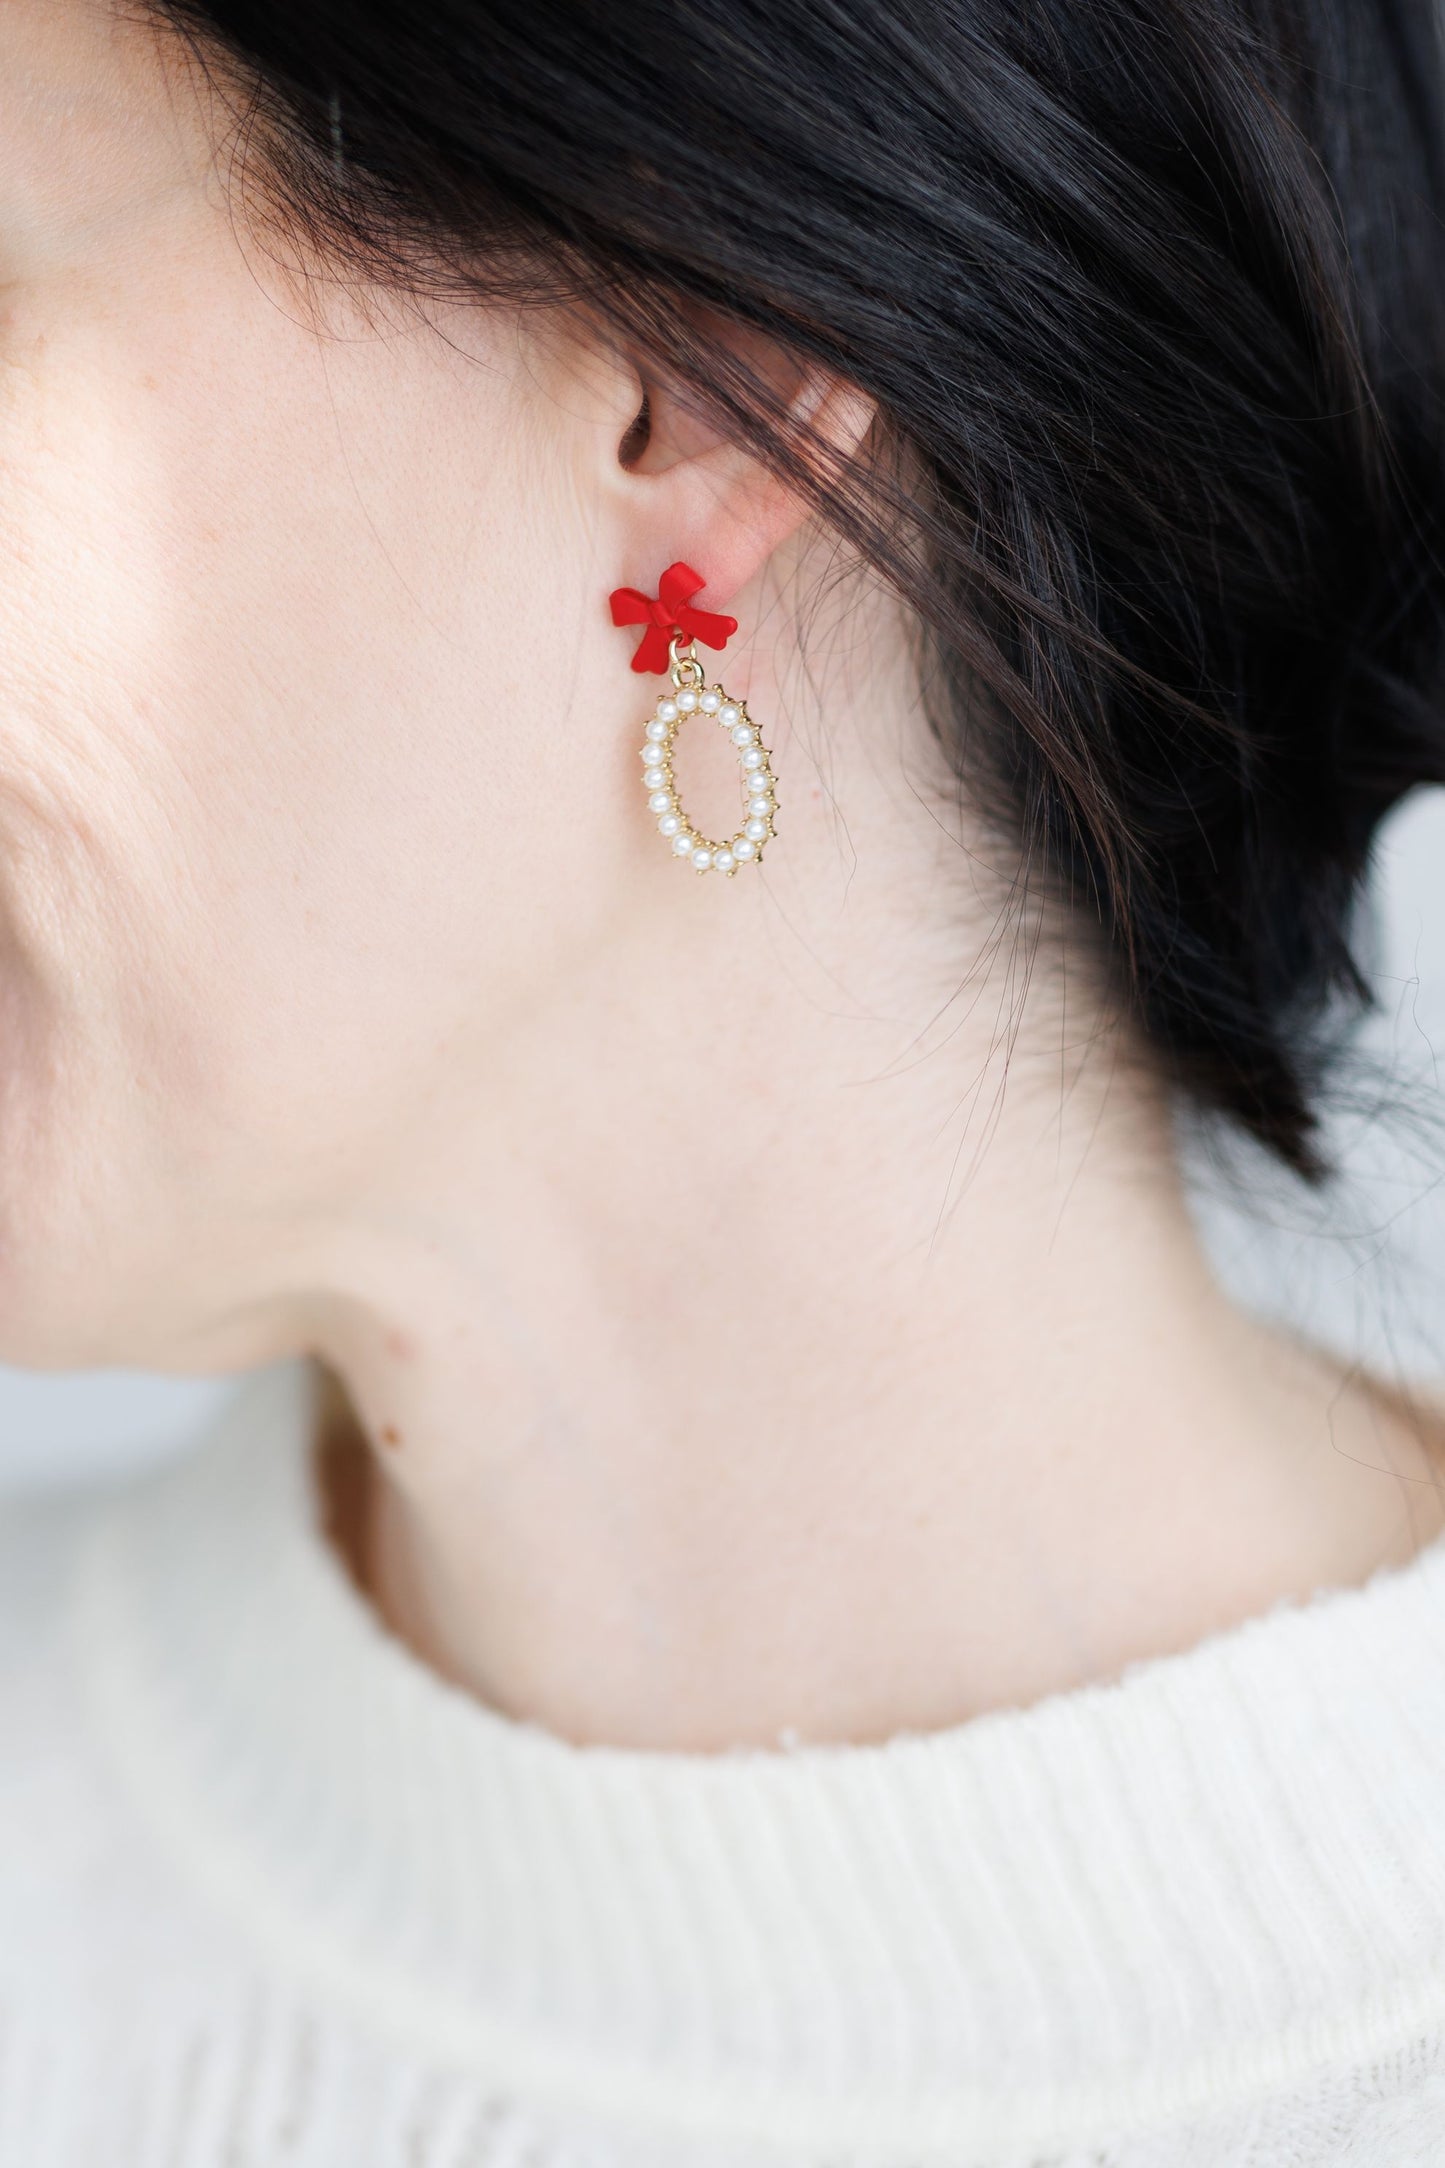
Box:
(608, 562), (738, 674)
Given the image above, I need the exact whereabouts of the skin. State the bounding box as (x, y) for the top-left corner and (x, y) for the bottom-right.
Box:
(2, 0), (1442, 1749)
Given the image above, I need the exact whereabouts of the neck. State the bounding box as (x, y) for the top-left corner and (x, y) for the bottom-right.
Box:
(300, 600), (1445, 1751)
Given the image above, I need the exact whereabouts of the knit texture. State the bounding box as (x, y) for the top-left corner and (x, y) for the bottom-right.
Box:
(5, 1360), (1445, 2165)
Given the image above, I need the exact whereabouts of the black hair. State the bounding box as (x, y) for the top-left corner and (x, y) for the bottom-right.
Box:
(154, 0), (1445, 1174)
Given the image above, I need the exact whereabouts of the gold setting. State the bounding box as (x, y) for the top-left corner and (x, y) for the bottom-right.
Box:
(639, 639), (778, 877)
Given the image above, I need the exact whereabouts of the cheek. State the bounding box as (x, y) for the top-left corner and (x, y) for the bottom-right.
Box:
(0, 340), (243, 1357)
(0, 281), (619, 1364)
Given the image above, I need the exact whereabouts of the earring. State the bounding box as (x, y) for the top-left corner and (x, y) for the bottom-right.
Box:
(609, 562), (778, 877)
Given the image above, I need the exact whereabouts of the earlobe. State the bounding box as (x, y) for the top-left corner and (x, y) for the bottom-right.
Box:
(608, 326), (876, 617)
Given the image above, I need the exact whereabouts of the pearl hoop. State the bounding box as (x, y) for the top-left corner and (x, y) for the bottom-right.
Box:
(640, 639), (778, 876)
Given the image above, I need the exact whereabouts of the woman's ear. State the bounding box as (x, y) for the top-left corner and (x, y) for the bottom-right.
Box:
(605, 316), (875, 613)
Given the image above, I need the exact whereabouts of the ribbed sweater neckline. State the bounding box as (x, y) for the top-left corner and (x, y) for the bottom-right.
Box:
(73, 1360), (1445, 2163)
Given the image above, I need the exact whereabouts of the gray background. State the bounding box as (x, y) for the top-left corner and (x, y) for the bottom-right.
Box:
(5, 785), (1445, 1495)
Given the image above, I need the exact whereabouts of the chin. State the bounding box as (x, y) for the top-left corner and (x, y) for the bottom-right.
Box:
(0, 1197), (133, 1373)
(0, 1215), (283, 1377)
(0, 1115), (164, 1373)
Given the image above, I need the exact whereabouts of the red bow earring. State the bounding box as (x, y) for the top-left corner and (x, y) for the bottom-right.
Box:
(608, 561), (738, 675)
(610, 563), (777, 878)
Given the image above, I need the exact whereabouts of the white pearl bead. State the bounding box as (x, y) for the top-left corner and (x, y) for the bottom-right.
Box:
(649, 790), (674, 814)
(740, 746), (764, 770)
(656, 698), (679, 723)
(671, 832), (695, 856)
(748, 795), (773, 817)
(658, 813), (681, 836)
(643, 768), (667, 792)
(718, 703), (740, 728)
(677, 688), (699, 712)
(731, 723), (756, 746)
(699, 690), (721, 713)
(714, 848), (736, 873)
(745, 817), (769, 842)
(733, 836), (758, 860)
(691, 847), (713, 871)
(645, 717), (670, 741)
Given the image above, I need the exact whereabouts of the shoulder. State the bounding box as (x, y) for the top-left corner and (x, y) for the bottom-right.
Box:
(0, 1469), (242, 1972)
(0, 1481), (160, 2014)
(0, 1479), (145, 1881)
(0, 1479), (98, 1749)
(0, 1468), (287, 2125)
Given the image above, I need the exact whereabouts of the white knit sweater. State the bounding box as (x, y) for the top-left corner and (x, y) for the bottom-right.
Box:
(6, 1362), (1445, 2167)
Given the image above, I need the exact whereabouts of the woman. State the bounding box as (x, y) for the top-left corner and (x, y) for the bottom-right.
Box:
(3, 0), (1445, 2158)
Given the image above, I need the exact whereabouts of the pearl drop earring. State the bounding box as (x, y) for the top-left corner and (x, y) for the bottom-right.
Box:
(609, 562), (778, 877)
